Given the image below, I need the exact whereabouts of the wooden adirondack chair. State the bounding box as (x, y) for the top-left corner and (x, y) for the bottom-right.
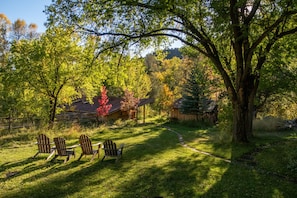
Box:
(52, 137), (76, 163)
(102, 140), (124, 162)
(78, 134), (102, 161)
(33, 134), (56, 160)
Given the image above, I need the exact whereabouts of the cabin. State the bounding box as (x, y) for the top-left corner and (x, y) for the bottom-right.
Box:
(57, 96), (154, 123)
(171, 98), (218, 124)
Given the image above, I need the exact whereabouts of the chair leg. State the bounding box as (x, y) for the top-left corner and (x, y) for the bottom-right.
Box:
(46, 150), (56, 161)
(101, 156), (106, 162)
(91, 154), (95, 162)
(51, 155), (58, 162)
(78, 153), (83, 161)
(65, 155), (70, 163)
(33, 152), (39, 159)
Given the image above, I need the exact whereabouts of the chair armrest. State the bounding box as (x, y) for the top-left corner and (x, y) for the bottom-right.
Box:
(92, 142), (102, 147)
(67, 144), (79, 149)
(119, 144), (124, 150)
(35, 142), (55, 145)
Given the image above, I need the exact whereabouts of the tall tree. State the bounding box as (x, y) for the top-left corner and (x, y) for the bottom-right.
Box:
(0, 14), (11, 67)
(181, 67), (208, 116)
(254, 34), (297, 117)
(0, 15), (40, 117)
(104, 55), (152, 98)
(10, 27), (102, 127)
(47, 1), (297, 142)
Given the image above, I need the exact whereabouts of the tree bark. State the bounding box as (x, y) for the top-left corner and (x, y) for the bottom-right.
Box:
(231, 76), (257, 142)
(232, 101), (251, 143)
(48, 97), (57, 129)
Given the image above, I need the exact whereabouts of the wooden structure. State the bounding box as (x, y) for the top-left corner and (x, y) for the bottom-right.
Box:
(102, 140), (124, 162)
(33, 134), (56, 160)
(52, 137), (76, 163)
(78, 134), (101, 161)
(57, 97), (154, 123)
(171, 98), (218, 124)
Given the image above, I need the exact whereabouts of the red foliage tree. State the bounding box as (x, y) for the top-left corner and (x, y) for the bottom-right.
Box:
(120, 90), (140, 120)
(96, 86), (112, 121)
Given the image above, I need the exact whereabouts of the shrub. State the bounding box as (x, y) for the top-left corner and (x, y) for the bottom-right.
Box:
(253, 117), (284, 132)
(215, 101), (233, 143)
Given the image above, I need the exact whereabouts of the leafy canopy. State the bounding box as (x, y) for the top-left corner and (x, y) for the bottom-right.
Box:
(46, 0), (297, 142)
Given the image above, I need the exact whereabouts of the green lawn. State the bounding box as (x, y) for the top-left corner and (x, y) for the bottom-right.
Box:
(1, 119), (297, 197)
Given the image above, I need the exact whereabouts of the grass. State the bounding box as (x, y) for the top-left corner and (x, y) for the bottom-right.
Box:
(1, 118), (297, 197)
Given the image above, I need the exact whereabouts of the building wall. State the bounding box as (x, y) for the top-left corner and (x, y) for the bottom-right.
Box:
(57, 110), (130, 123)
(171, 108), (218, 124)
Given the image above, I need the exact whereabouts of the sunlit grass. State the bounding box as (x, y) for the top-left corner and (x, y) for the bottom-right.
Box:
(1, 118), (297, 197)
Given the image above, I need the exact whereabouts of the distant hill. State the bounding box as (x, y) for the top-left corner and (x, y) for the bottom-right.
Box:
(144, 48), (183, 59)
(164, 48), (183, 59)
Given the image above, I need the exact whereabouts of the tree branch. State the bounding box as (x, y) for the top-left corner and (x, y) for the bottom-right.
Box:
(250, 10), (297, 52)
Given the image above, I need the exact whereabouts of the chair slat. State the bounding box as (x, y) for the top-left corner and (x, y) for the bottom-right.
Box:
(78, 134), (101, 161)
(102, 140), (124, 162)
(52, 137), (75, 163)
(33, 134), (55, 160)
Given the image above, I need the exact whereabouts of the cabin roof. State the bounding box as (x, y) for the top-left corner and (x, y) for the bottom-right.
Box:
(69, 96), (154, 114)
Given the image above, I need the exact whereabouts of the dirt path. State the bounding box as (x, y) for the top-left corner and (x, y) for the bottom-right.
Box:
(164, 126), (231, 163)
(165, 126), (297, 184)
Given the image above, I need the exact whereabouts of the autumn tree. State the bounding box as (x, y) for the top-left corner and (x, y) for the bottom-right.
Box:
(47, 1), (297, 142)
(10, 19), (39, 40)
(120, 90), (140, 120)
(146, 52), (196, 115)
(97, 86), (112, 123)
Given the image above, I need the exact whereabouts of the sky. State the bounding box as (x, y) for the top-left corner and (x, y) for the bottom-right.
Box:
(0, 0), (52, 32)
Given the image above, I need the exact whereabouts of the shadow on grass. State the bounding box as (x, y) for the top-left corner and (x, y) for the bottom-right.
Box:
(200, 143), (297, 198)
(0, 132), (35, 147)
(113, 154), (226, 198)
(0, 126), (179, 198)
(3, 123), (297, 198)
(0, 157), (36, 173)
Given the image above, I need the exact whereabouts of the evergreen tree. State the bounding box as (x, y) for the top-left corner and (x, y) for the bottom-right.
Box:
(180, 67), (207, 115)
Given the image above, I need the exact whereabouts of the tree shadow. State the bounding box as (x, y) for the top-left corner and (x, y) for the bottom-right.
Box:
(112, 155), (218, 198)
(4, 124), (296, 197)
(1, 127), (177, 198)
(201, 143), (297, 197)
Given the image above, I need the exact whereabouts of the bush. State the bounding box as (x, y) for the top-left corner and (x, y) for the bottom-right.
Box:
(253, 117), (284, 132)
(215, 101), (233, 143)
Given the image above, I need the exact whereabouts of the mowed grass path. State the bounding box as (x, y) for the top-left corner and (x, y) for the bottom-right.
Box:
(1, 120), (297, 197)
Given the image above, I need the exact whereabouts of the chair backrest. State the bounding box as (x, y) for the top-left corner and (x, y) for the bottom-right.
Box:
(37, 134), (52, 153)
(103, 140), (118, 156)
(79, 135), (93, 155)
(54, 137), (67, 156)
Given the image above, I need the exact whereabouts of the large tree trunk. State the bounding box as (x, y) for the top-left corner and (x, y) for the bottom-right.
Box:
(231, 77), (257, 142)
(232, 101), (253, 142)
